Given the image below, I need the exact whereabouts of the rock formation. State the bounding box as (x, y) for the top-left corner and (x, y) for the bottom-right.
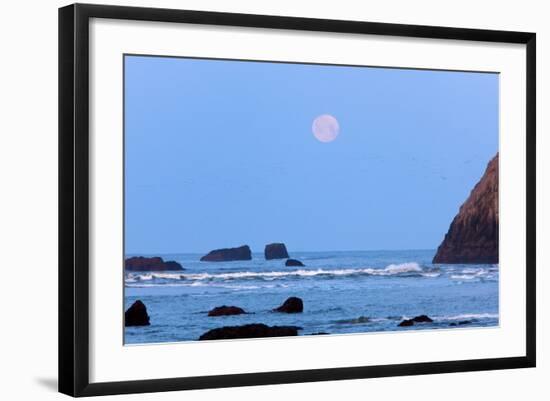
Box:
(125, 256), (184, 271)
(285, 258), (305, 267)
(264, 243), (289, 260)
(433, 154), (499, 264)
(398, 314), (434, 327)
(125, 300), (150, 326)
(273, 297), (303, 313)
(198, 324), (300, 340)
(207, 305), (246, 316)
(200, 245), (252, 262)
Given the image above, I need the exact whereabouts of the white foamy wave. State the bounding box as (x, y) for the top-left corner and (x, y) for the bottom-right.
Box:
(451, 267), (497, 281)
(124, 262), (432, 284)
(383, 262), (422, 274)
(435, 313), (499, 321)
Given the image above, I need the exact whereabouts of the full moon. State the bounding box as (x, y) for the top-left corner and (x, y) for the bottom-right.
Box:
(312, 114), (340, 143)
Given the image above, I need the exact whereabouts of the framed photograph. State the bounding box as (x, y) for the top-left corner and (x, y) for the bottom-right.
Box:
(58, 3), (536, 397)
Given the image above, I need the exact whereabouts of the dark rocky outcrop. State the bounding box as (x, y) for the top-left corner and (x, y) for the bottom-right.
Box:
(285, 258), (305, 267)
(412, 315), (433, 323)
(125, 256), (184, 271)
(200, 245), (252, 262)
(265, 243), (289, 260)
(274, 297), (303, 313)
(208, 305), (246, 316)
(398, 319), (414, 327)
(398, 315), (433, 327)
(125, 300), (150, 326)
(433, 154), (499, 264)
(198, 324), (300, 340)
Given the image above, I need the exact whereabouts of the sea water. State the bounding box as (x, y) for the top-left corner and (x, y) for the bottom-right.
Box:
(124, 250), (499, 344)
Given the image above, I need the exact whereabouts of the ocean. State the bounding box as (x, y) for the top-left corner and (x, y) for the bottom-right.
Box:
(124, 249), (499, 344)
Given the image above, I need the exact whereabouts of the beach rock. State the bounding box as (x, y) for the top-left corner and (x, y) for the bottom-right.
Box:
(433, 154), (499, 264)
(208, 305), (246, 317)
(274, 297), (303, 313)
(285, 258), (305, 267)
(265, 243), (289, 260)
(199, 324), (300, 340)
(125, 256), (184, 271)
(125, 300), (150, 326)
(412, 315), (433, 323)
(398, 315), (434, 327)
(200, 245), (252, 262)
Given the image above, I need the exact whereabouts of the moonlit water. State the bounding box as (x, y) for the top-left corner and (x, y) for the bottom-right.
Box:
(124, 250), (499, 344)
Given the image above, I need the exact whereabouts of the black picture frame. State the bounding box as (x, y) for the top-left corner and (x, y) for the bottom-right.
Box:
(59, 3), (536, 397)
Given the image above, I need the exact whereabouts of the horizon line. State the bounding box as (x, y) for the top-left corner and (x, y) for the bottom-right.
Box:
(124, 248), (438, 257)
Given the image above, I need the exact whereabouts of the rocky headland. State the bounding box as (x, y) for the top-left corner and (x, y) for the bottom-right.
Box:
(433, 153), (499, 264)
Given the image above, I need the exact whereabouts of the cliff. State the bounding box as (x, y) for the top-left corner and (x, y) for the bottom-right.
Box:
(432, 153), (499, 264)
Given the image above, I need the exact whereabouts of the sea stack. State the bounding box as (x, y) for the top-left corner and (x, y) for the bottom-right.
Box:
(200, 245), (252, 262)
(264, 243), (289, 260)
(125, 256), (184, 271)
(433, 153), (499, 264)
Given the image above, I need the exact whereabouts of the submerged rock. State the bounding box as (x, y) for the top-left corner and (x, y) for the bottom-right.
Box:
(208, 305), (246, 316)
(265, 243), (289, 260)
(274, 297), (303, 313)
(450, 320), (472, 327)
(125, 256), (184, 271)
(125, 300), (150, 326)
(199, 324), (300, 340)
(412, 315), (433, 323)
(285, 258), (305, 267)
(200, 245), (252, 262)
(433, 154), (499, 264)
(398, 315), (434, 327)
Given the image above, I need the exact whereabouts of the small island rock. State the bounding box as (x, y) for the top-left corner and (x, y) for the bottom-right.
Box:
(208, 305), (246, 316)
(125, 256), (184, 271)
(125, 300), (150, 326)
(200, 245), (252, 262)
(285, 258), (305, 267)
(274, 297), (303, 313)
(199, 324), (300, 340)
(265, 243), (289, 260)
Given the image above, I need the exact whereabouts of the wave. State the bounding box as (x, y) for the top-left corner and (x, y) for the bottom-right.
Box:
(333, 313), (498, 326)
(124, 262), (440, 285)
(434, 313), (499, 321)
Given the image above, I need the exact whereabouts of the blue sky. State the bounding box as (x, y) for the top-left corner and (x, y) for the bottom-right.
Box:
(124, 55), (498, 254)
